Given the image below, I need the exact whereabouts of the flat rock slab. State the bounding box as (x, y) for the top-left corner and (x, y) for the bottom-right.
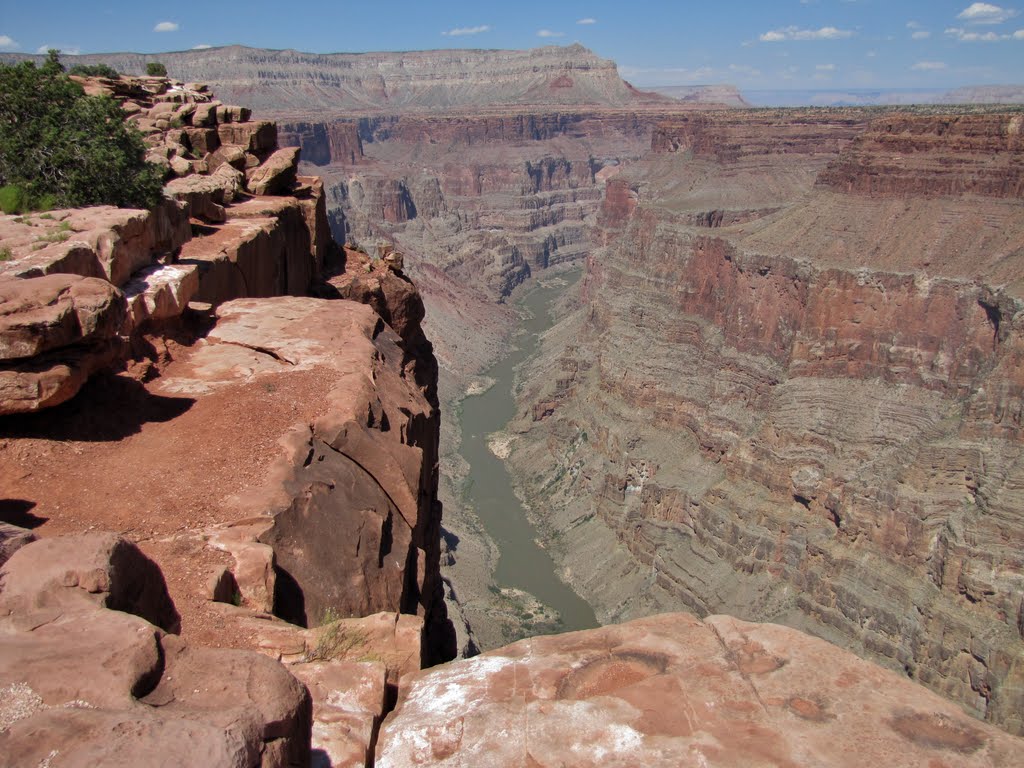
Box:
(376, 612), (1024, 767)
(0, 274), (124, 361)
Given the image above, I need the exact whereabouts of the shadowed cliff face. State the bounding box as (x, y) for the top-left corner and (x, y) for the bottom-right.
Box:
(507, 111), (1024, 734)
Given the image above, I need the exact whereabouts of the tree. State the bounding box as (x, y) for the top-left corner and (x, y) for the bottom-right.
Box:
(43, 48), (64, 74)
(0, 60), (164, 210)
(145, 62), (167, 77)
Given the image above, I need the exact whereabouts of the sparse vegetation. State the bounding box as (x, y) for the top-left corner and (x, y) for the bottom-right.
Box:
(0, 54), (164, 210)
(68, 63), (120, 79)
(0, 246), (11, 261)
(306, 622), (367, 662)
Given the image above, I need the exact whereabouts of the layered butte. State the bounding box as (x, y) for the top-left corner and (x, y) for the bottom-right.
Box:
(507, 110), (1024, 733)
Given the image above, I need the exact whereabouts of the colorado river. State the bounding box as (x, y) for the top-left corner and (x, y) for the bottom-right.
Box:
(458, 272), (598, 635)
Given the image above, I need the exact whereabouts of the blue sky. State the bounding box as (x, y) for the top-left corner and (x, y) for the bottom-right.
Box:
(1, 1), (1021, 89)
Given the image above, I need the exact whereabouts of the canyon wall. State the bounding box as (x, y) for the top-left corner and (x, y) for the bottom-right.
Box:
(0, 45), (670, 115)
(507, 111), (1024, 733)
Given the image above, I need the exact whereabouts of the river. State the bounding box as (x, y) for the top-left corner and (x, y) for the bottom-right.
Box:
(458, 271), (598, 635)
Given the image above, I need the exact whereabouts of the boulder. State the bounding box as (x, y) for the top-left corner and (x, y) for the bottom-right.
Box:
(0, 534), (312, 767)
(0, 338), (122, 415)
(123, 262), (200, 329)
(0, 275), (125, 361)
(164, 174), (228, 223)
(0, 275), (127, 415)
(218, 121), (277, 155)
(247, 148), (300, 196)
(376, 613), (1024, 767)
(0, 532), (179, 632)
(291, 661), (387, 768)
(0, 522), (35, 568)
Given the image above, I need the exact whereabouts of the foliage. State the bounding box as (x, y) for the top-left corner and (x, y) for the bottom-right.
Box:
(0, 184), (30, 214)
(68, 63), (120, 79)
(0, 247), (11, 262)
(145, 62), (167, 77)
(0, 59), (164, 210)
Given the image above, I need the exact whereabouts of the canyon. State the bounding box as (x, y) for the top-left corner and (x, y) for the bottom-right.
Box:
(506, 108), (1024, 734)
(2, 43), (1024, 766)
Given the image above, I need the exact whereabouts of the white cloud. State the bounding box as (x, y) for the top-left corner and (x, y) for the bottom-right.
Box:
(956, 3), (1018, 24)
(36, 44), (79, 55)
(537, 29), (565, 38)
(0, 34), (18, 51)
(912, 60), (947, 70)
(759, 26), (854, 42)
(619, 64), (719, 84)
(912, 30), (931, 39)
(729, 63), (762, 77)
(154, 21), (179, 32)
(946, 25), (1015, 39)
(1015, 28), (1024, 36)
(193, 44), (212, 49)
(907, 20), (921, 29)
(442, 25), (490, 36)
(576, 18), (596, 25)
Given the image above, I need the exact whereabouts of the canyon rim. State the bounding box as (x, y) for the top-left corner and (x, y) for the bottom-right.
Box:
(1, 23), (1024, 768)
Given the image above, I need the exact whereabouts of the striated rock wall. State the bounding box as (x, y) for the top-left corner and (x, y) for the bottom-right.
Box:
(817, 113), (1024, 198)
(279, 121), (364, 167)
(650, 109), (867, 160)
(508, 111), (1024, 733)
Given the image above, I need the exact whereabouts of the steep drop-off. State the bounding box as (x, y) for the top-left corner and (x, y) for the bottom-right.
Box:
(507, 110), (1024, 733)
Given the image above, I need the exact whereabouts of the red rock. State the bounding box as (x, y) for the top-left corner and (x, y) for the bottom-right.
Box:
(247, 147), (300, 196)
(819, 114), (1024, 198)
(218, 120), (277, 155)
(291, 661), (387, 767)
(0, 534), (312, 767)
(0, 275), (124, 361)
(376, 613), (1024, 767)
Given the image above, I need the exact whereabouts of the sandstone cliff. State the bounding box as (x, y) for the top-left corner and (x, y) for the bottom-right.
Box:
(507, 110), (1024, 734)
(1, 75), (453, 763)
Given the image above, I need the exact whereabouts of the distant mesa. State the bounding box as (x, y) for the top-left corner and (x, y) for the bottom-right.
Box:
(0, 45), (731, 115)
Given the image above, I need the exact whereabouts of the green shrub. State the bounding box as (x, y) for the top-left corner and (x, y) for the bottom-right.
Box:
(0, 185), (30, 214)
(69, 63), (120, 79)
(0, 247), (11, 261)
(145, 62), (167, 77)
(0, 60), (164, 210)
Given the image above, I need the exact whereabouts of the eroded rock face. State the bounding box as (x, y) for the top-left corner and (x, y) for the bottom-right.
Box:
(157, 295), (451, 661)
(0, 274), (127, 414)
(0, 534), (311, 767)
(509, 110), (1024, 733)
(376, 613), (1024, 767)
(818, 113), (1024, 198)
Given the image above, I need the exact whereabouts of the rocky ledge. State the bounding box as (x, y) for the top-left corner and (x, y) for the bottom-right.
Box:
(378, 613), (1024, 766)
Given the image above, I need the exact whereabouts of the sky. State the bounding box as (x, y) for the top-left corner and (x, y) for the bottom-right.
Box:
(0, 1), (1022, 90)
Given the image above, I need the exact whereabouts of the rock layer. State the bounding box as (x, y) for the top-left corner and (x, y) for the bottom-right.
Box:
(508, 111), (1024, 733)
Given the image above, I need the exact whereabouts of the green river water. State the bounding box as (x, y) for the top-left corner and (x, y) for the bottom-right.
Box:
(458, 273), (598, 634)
